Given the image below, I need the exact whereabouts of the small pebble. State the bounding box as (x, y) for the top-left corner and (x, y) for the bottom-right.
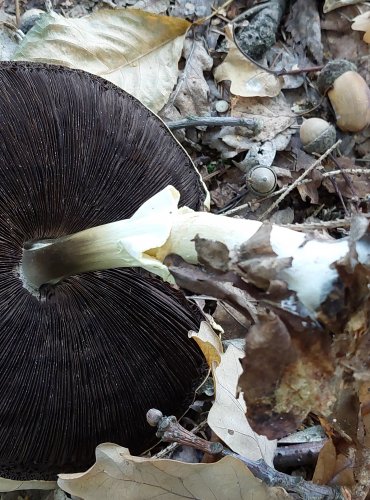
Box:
(215, 100), (229, 113)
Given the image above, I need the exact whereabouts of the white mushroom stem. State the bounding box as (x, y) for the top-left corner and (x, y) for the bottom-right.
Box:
(21, 186), (369, 314)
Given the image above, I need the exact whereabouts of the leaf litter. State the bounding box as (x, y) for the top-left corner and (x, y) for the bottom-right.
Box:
(2, 0), (370, 498)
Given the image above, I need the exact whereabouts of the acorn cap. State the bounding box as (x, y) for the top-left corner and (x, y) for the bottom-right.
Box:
(0, 62), (206, 480)
(317, 59), (357, 95)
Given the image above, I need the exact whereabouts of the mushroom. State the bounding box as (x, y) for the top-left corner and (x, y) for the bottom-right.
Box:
(0, 62), (207, 481)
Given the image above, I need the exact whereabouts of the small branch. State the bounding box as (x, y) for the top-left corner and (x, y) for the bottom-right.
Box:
(146, 409), (346, 500)
(258, 140), (342, 220)
(166, 116), (260, 132)
(153, 420), (208, 459)
(147, 409), (223, 456)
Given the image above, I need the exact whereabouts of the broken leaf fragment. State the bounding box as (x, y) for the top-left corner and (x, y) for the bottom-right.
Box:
(13, 9), (190, 112)
(58, 443), (288, 500)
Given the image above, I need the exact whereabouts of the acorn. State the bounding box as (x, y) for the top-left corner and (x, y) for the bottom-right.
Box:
(300, 118), (336, 154)
(246, 165), (277, 196)
(317, 59), (370, 132)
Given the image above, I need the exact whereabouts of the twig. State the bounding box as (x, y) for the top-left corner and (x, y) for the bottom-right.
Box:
(153, 420), (208, 459)
(15, 0), (20, 28)
(146, 409), (346, 500)
(224, 168), (370, 216)
(166, 116), (259, 131)
(258, 140), (342, 220)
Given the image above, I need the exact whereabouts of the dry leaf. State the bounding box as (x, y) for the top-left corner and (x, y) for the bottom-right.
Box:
(324, 0), (366, 13)
(208, 345), (277, 466)
(214, 27), (282, 98)
(13, 9), (189, 112)
(58, 443), (287, 500)
(189, 320), (223, 369)
(285, 0), (323, 63)
(312, 439), (337, 484)
(228, 93), (296, 151)
(168, 38), (213, 116)
(352, 11), (370, 43)
(132, 0), (170, 14)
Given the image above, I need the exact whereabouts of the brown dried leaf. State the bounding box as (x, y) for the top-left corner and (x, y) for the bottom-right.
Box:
(239, 308), (336, 440)
(236, 223), (292, 291)
(230, 94), (296, 151)
(313, 440), (355, 487)
(194, 235), (230, 273)
(313, 439), (337, 485)
(359, 382), (370, 448)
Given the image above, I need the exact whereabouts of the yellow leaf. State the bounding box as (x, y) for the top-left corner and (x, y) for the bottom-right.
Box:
(189, 320), (223, 369)
(13, 9), (190, 112)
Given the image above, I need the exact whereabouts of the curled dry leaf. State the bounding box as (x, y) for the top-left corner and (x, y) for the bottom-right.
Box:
(313, 439), (355, 487)
(214, 26), (282, 98)
(208, 345), (277, 466)
(13, 9), (189, 112)
(58, 444), (287, 500)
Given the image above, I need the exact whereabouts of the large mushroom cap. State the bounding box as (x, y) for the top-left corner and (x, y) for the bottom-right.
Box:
(0, 62), (205, 480)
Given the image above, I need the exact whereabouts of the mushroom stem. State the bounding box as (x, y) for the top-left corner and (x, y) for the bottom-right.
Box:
(21, 186), (369, 315)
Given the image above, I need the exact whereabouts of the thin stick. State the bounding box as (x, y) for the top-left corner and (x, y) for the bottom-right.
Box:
(166, 116), (259, 131)
(15, 0), (20, 27)
(258, 140), (342, 220)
